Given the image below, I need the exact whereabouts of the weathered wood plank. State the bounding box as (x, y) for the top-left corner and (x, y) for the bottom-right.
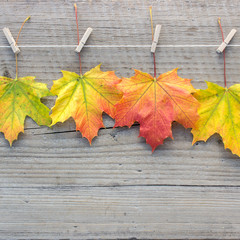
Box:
(0, 186), (240, 239)
(1, 47), (240, 88)
(1, 122), (240, 188)
(0, 0), (240, 46)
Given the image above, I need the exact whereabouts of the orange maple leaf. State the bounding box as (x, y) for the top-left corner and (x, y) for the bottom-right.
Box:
(114, 68), (199, 151)
(50, 65), (122, 144)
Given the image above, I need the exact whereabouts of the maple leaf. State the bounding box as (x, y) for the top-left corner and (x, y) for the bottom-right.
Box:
(0, 76), (52, 146)
(114, 68), (199, 151)
(50, 64), (122, 143)
(191, 82), (240, 156)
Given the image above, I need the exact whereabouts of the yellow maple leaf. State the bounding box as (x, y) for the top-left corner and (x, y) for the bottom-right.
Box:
(50, 64), (122, 144)
(192, 81), (240, 156)
(0, 76), (52, 145)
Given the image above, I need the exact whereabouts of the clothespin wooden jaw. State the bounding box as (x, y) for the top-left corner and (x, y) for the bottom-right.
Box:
(216, 28), (237, 53)
(151, 24), (161, 53)
(3, 27), (20, 54)
(75, 27), (93, 53)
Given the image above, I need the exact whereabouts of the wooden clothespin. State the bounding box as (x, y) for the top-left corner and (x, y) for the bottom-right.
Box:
(216, 29), (237, 53)
(3, 27), (20, 54)
(75, 27), (93, 53)
(151, 24), (161, 53)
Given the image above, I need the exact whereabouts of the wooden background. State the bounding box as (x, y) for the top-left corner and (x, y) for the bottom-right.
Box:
(1, 0), (240, 239)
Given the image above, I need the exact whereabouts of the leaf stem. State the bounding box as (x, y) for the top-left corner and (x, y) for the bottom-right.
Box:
(218, 18), (227, 88)
(15, 16), (31, 79)
(74, 3), (82, 75)
(15, 16), (30, 45)
(15, 55), (18, 79)
(149, 6), (157, 78)
(153, 52), (156, 78)
(149, 7), (154, 40)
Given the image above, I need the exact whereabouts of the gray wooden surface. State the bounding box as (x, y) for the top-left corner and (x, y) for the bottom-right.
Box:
(1, 0), (240, 239)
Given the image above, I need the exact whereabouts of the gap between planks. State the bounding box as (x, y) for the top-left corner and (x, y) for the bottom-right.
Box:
(1, 184), (240, 189)
(1, 44), (240, 48)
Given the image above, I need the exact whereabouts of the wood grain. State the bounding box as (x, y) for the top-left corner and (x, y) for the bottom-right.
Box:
(0, 0), (240, 239)
(1, 186), (240, 239)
